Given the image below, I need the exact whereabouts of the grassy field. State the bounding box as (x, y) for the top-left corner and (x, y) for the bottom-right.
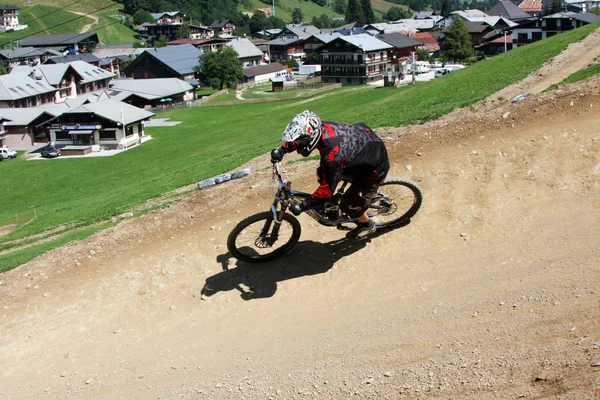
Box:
(371, 0), (410, 14)
(0, 2), (137, 47)
(239, 0), (342, 22)
(1, 21), (599, 270)
(10, 0), (120, 16)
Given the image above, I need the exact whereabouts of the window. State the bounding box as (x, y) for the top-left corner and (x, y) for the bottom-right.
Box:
(99, 130), (116, 140)
(56, 131), (70, 140)
(126, 126), (134, 137)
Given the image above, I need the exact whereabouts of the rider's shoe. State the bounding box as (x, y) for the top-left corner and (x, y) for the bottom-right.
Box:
(346, 219), (376, 240)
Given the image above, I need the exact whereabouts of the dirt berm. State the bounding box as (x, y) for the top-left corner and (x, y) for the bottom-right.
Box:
(1, 30), (600, 399)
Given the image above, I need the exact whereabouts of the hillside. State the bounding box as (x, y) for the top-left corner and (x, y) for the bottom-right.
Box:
(0, 1), (137, 47)
(239, 0), (342, 22)
(0, 27), (599, 400)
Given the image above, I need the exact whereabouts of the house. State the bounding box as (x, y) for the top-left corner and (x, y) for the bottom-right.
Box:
(447, 21), (496, 47)
(167, 37), (228, 53)
(255, 7), (273, 17)
(267, 37), (305, 62)
(20, 33), (100, 53)
(227, 37), (263, 67)
(209, 19), (236, 36)
(189, 25), (214, 39)
(142, 24), (183, 44)
(43, 98), (155, 151)
(0, 70), (57, 108)
(9, 61), (114, 106)
(242, 62), (288, 85)
(435, 9), (490, 29)
(413, 11), (438, 20)
(277, 24), (321, 40)
(106, 78), (195, 108)
(518, 0), (553, 15)
(151, 11), (185, 25)
(511, 12), (600, 46)
(376, 33), (424, 72)
(319, 34), (393, 86)
(411, 32), (441, 55)
(303, 33), (342, 63)
(476, 32), (514, 55)
(252, 28), (282, 40)
(0, 107), (63, 146)
(0, 5), (26, 32)
(488, 0), (532, 21)
(563, 0), (600, 12)
(44, 53), (102, 67)
(123, 44), (202, 84)
(0, 47), (62, 71)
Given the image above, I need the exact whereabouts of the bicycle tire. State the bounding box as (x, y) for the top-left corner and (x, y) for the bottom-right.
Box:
(227, 211), (302, 263)
(369, 178), (423, 229)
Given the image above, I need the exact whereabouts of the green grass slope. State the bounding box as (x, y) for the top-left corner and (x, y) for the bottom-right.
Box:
(239, 0), (342, 22)
(0, 3), (137, 47)
(0, 22), (599, 270)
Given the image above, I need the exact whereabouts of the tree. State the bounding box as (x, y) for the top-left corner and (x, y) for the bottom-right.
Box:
(0, 64), (7, 75)
(385, 6), (411, 21)
(590, 6), (600, 14)
(268, 16), (286, 30)
(133, 10), (154, 25)
(250, 12), (268, 33)
(360, 0), (375, 24)
(177, 23), (191, 39)
(416, 47), (430, 62)
(195, 47), (243, 90)
(154, 35), (168, 48)
(440, 0), (453, 16)
(346, 0), (364, 24)
(292, 8), (304, 24)
(333, 0), (347, 14)
(441, 17), (472, 61)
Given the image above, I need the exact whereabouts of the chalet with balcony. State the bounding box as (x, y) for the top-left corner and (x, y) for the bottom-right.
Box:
(209, 19), (236, 36)
(512, 12), (600, 46)
(151, 11), (185, 25)
(319, 34), (393, 86)
(0, 47), (62, 71)
(376, 33), (423, 72)
(268, 37), (305, 62)
(123, 44), (202, 84)
(227, 37), (263, 67)
(0, 5), (26, 32)
(167, 37), (227, 53)
(20, 33), (100, 53)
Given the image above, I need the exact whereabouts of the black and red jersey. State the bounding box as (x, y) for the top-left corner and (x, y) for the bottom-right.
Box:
(283, 122), (389, 207)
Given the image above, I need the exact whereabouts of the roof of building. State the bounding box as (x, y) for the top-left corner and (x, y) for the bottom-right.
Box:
(335, 34), (393, 52)
(518, 0), (543, 12)
(93, 48), (148, 59)
(142, 44), (202, 75)
(45, 53), (101, 64)
(413, 11), (436, 19)
(0, 71), (57, 100)
(227, 37), (263, 59)
(309, 33), (343, 44)
(376, 32), (424, 49)
(151, 11), (184, 20)
(283, 24), (321, 38)
(488, 0), (532, 20)
(11, 60), (114, 86)
(0, 46), (62, 61)
(60, 98), (154, 125)
(453, 9), (490, 20)
(0, 5), (19, 11)
(0, 107), (62, 126)
(20, 32), (99, 47)
(411, 32), (440, 52)
(243, 62), (287, 78)
(108, 78), (193, 100)
(209, 19), (234, 29)
(337, 28), (373, 36)
(268, 37), (303, 46)
(544, 11), (600, 23)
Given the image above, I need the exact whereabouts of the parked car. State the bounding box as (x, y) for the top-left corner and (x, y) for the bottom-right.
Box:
(434, 68), (453, 78)
(0, 147), (17, 159)
(40, 145), (61, 158)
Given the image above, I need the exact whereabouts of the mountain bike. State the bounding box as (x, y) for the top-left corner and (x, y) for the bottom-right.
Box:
(227, 162), (422, 263)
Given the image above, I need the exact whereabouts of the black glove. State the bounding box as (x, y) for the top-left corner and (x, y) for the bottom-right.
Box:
(270, 147), (284, 163)
(289, 201), (308, 216)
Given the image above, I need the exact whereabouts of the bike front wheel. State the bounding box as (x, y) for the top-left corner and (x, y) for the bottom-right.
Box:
(227, 211), (302, 263)
(368, 178), (423, 229)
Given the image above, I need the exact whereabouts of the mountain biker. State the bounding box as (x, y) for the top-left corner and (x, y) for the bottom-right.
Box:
(270, 110), (389, 239)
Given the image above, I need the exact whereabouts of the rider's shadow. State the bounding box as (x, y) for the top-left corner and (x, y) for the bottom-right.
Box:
(202, 226), (398, 301)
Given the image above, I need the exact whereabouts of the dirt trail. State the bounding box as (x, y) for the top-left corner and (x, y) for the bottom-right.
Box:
(72, 11), (99, 34)
(1, 30), (600, 400)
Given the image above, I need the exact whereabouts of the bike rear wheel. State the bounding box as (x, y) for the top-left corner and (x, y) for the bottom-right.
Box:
(227, 211), (302, 263)
(368, 178), (422, 229)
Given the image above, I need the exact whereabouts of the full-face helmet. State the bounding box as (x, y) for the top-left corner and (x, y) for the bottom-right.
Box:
(280, 110), (322, 156)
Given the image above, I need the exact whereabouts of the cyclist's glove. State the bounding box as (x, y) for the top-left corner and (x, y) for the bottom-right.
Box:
(290, 201), (308, 216)
(270, 147), (285, 163)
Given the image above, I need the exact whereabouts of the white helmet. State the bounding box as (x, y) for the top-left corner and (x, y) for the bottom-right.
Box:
(280, 110), (322, 155)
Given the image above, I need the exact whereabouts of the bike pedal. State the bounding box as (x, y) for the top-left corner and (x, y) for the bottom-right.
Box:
(336, 224), (353, 231)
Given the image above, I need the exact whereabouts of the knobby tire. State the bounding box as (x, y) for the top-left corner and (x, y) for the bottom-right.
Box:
(227, 211), (302, 263)
(369, 178), (423, 229)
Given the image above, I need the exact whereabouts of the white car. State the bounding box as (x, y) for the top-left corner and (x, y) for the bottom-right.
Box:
(0, 147), (17, 159)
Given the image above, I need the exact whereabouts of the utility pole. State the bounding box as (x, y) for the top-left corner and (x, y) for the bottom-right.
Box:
(272, 0), (275, 16)
(411, 51), (416, 85)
